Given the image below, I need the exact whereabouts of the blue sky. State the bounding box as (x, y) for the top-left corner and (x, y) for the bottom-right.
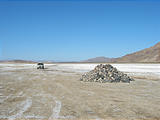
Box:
(0, 0), (160, 61)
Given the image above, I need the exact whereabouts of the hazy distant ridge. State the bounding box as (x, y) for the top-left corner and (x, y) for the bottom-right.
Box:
(81, 57), (113, 63)
(1, 42), (160, 63)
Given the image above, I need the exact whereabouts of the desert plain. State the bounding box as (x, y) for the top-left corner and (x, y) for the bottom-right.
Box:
(0, 63), (160, 120)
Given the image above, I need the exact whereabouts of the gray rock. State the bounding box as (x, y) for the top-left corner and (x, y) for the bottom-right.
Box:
(80, 64), (134, 83)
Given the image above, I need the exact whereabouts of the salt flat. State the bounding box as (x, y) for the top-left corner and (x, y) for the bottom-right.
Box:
(0, 63), (160, 120)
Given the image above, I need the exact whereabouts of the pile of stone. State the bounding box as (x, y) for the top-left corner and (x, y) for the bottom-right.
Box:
(80, 64), (134, 83)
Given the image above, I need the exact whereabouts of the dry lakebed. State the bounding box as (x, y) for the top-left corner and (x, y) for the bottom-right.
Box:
(0, 63), (160, 120)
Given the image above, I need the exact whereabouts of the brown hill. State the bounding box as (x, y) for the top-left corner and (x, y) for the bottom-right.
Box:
(82, 42), (160, 63)
(113, 42), (160, 63)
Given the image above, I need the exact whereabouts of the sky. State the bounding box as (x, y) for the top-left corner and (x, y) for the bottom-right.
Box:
(0, 0), (160, 61)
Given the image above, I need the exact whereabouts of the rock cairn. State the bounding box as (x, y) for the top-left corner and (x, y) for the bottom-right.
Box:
(80, 64), (134, 83)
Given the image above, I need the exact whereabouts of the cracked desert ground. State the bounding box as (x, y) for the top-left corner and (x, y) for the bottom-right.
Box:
(0, 63), (160, 120)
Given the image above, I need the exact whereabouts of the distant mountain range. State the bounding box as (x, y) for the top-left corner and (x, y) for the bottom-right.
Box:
(1, 42), (159, 63)
(0, 60), (36, 63)
(82, 42), (160, 63)
(0, 60), (54, 64)
(81, 57), (112, 63)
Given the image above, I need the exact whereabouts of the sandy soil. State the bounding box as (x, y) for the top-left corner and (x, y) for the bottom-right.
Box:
(0, 63), (160, 120)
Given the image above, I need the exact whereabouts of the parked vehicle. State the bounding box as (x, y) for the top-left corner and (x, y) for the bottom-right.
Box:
(37, 63), (44, 69)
